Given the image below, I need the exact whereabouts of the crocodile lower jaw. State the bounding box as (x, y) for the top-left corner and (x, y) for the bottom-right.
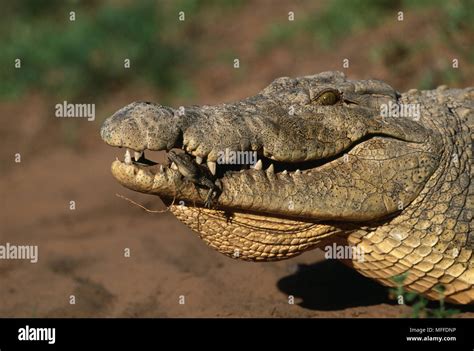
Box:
(109, 146), (342, 211)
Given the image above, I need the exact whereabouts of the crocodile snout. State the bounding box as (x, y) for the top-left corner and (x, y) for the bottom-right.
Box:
(100, 101), (185, 152)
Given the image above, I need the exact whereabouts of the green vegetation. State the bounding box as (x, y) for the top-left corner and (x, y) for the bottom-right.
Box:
(0, 0), (243, 100)
(389, 273), (460, 318)
(1, 0), (471, 100)
(369, 40), (464, 88)
(418, 68), (463, 90)
(304, 0), (397, 48)
(1, 1), (177, 99)
(257, 0), (473, 89)
(258, 0), (398, 51)
(258, 0), (474, 53)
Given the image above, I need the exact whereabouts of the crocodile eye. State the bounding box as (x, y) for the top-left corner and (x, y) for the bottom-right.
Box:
(314, 89), (340, 105)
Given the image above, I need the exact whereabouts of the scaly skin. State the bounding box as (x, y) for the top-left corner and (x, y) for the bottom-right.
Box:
(100, 72), (473, 304)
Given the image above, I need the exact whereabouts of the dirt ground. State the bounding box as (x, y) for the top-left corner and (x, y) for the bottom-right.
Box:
(1, 135), (473, 317)
(1, 1), (473, 317)
(0, 142), (415, 318)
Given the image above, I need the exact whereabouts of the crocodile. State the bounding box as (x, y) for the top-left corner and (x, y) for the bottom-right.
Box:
(100, 71), (473, 304)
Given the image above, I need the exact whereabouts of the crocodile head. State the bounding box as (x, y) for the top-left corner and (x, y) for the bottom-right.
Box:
(100, 71), (440, 261)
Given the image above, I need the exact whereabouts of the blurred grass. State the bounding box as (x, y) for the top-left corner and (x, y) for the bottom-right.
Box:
(1, 0), (472, 101)
(258, 0), (474, 53)
(258, 0), (398, 51)
(257, 0), (473, 89)
(389, 273), (460, 318)
(0, 0), (243, 101)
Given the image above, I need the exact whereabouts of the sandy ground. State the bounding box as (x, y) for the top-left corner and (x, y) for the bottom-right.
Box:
(0, 143), (404, 317)
(1, 0), (473, 318)
(1, 140), (473, 317)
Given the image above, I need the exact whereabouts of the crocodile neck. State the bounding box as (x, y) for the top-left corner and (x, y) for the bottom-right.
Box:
(348, 87), (473, 303)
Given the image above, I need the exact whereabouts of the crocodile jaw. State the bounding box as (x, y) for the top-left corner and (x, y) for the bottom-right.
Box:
(110, 159), (344, 261)
(102, 71), (438, 260)
(100, 72), (474, 304)
(107, 128), (437, 262)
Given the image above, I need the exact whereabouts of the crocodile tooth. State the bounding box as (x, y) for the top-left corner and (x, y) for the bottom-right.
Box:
(266, 164), (274, 174)
(159, 165), (164, 173)
(134, 151), (143, 161)
(254, 159), (263, 170)
(295, 169), (301, 174)
(282, 170), (288, 175)
(171, 162), (179, 170)
(124, 149), (132, 165)
(208, 161), (216, 175)
(196, 156), (203, 164)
